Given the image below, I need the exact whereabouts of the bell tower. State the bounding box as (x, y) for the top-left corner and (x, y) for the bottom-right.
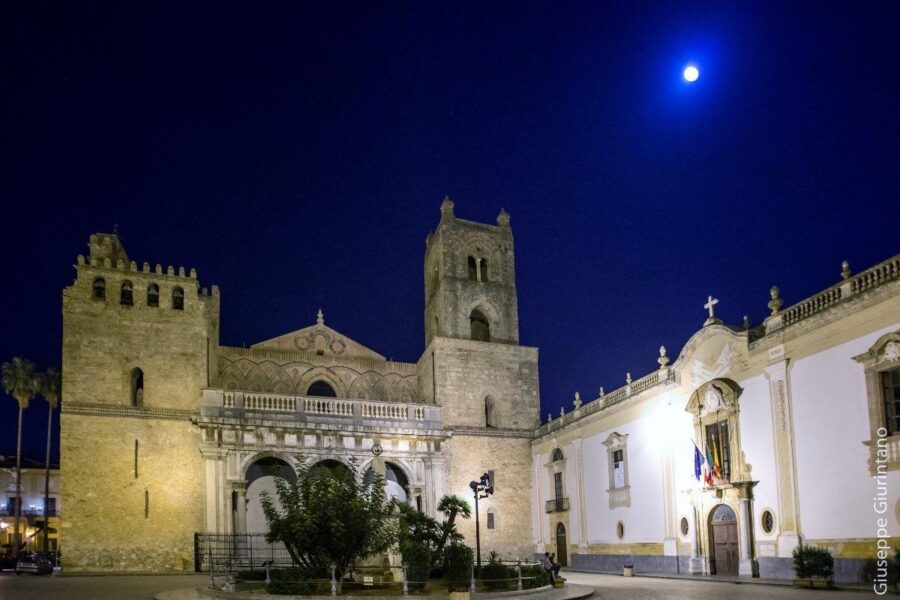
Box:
(423, 197), (519, 347)
(418, 198), (539, 558)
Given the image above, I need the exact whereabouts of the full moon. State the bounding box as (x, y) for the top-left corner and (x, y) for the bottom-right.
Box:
(683, 65), (700, 82)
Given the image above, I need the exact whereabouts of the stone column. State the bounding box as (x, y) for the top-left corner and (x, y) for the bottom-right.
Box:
(764, 358), (802, 558)
(570, 438), (588, 550)
(738, 497), (758, 577)
(233, 483), (248, 534)
(689, 503), (705, 574)
(201, 448), (221, 533)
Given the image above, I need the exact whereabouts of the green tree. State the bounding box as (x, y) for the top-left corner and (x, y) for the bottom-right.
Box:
(37, 368), (60, 554)
(1, 357), (38, 558)
(260, 459), (396, 589)
(436, 494), (471, 558)
(397, 493), (472, 575)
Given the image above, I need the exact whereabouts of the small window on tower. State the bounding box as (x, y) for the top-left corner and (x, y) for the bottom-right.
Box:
(92, 277), (106, 300)
(120, 280), (133, 306)
(480, 258), (489, 282)
(172, 286), (184, 310)
(486, 509), (495, 530)
(468, 256), (478, 280)
(147, 283), (159, 307)
(470, 309), (490, 342)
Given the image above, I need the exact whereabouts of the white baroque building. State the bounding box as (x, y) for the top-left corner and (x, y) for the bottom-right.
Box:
(531, 256), (900, 582)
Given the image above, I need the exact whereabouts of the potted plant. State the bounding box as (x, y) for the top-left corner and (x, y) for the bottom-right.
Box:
(793, 545), (834, 589)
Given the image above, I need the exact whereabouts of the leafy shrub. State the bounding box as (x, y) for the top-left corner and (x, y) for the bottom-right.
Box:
(443, 543), (474, 592)
(400, 539), (433, 592)
(266, 568), (314, 595)
(521, 564), (551, 589)
(235, 569), (267, 581)
(793, 545), (834, 580)
(481, 551), (514, 591)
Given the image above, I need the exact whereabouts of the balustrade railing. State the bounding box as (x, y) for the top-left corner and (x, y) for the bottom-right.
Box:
(536, 367), (676, 437)
(767, 254), (900, 334)
(203, 389), (439, 428)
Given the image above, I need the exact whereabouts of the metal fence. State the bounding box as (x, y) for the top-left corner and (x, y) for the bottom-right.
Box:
(194, 532), (294, 572)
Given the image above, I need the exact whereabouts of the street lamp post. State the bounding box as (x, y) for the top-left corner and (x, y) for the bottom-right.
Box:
(469, 472), (494, 577)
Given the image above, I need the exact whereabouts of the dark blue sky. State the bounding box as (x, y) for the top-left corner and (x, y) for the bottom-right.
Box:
(2, 2), (898, 460)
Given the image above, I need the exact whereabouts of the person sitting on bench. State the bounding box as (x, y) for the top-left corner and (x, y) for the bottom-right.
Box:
(542, 552), (555, 582)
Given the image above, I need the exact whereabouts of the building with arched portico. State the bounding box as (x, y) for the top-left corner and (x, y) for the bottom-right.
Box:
(59, 199), (539, 573)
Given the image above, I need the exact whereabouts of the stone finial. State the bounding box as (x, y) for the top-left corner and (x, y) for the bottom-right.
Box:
(167, 265), (174, 276)
(178, 266), (186, 277)
(77, 254), (85, 265)
(497, 208), (510, 227)
(130, 260), (137, 271)
(599, 386), (605, 397)
(116, 259), (124, 269)
(440, 196), (455, 219)
(626, 372), (632, 385)
(573, 392), (582, 409)
(155, 264), (162, 274)
(142, 262), (150, 272)
(742, 315), (750, 330)
(768, 285), (783, 315)
(547, 413), (552, 423)
(317, 308), (325, 326)
(560, 406), (566, 417)
(841, 260), (851, 280)
(657, 346), (669, 368)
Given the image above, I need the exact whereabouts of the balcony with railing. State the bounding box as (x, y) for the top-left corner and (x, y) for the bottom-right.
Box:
(201, 388), (442, 431)
(545, 497), (570, 513)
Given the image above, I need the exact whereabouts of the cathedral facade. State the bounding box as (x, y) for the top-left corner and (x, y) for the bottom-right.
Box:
(59, 199), (538, 572)
(58, 201), (899, 583)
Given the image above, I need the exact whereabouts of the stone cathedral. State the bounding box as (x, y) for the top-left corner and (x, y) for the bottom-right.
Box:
(59, 199), (539, 572)
(57, 199), (900, 583)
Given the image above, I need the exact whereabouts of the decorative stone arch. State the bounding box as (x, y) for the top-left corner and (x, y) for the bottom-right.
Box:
(301, 454), (357, 473)
(453, 232), (501, 280)
(348, 370), (380, 400)
(373, 372), (403, 402)
(298, 366), (348, 398)
(854, 330), (900, 473)
(685, 378), (751, 485)
(672, 325), (750, 390)
(239, 451), (300, 482)
(465, 300), (501, 343)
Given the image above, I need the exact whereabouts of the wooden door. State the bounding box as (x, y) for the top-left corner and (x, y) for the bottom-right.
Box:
(712, 520), (739, 575)
(555, 522), (568, 567)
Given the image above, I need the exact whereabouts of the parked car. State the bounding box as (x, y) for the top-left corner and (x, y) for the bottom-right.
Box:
(15, 554), (53, 575)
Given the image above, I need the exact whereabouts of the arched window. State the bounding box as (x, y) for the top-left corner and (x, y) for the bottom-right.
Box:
(480, 258), (489, 282)
(92, 277), (106, 301)
(147, 283), (159, 307)
(172, 286), (184, 310)
(307, 380), (337, 398)
(468, 256), (478, 280)
(485, 395), (498, 428)
(120, 280), (133, 306)
(130, 367), (144, 407)
(470, 309), (490, 342)
(552, 448), (564, 462)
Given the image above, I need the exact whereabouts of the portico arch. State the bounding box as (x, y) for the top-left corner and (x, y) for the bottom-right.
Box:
(243, 455), (297, 534)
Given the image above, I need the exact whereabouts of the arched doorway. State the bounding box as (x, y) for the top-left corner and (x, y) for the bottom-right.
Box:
(364, 461), (411, 503)
(555, 522), (568, 567)
(709, 504), (739, 575)
(245, 457), (296, 533)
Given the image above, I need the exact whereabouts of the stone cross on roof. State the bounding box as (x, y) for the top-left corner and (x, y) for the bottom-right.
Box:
(704, 296), (722, 326)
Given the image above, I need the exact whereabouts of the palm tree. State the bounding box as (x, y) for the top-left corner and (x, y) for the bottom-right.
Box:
(38, 368), (60, 554)
(1, 357), (38, 558)
(436, 494), (472, 556)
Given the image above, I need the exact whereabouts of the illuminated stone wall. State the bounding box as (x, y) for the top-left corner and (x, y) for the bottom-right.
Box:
(60, 412), (203, 572)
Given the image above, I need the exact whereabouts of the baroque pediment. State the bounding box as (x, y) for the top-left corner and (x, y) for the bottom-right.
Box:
(673, 324), (749, 388)
(251, 310), (385, 361)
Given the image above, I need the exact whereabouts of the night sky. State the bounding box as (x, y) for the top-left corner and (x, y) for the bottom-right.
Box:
(2, 2), (898, 461)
